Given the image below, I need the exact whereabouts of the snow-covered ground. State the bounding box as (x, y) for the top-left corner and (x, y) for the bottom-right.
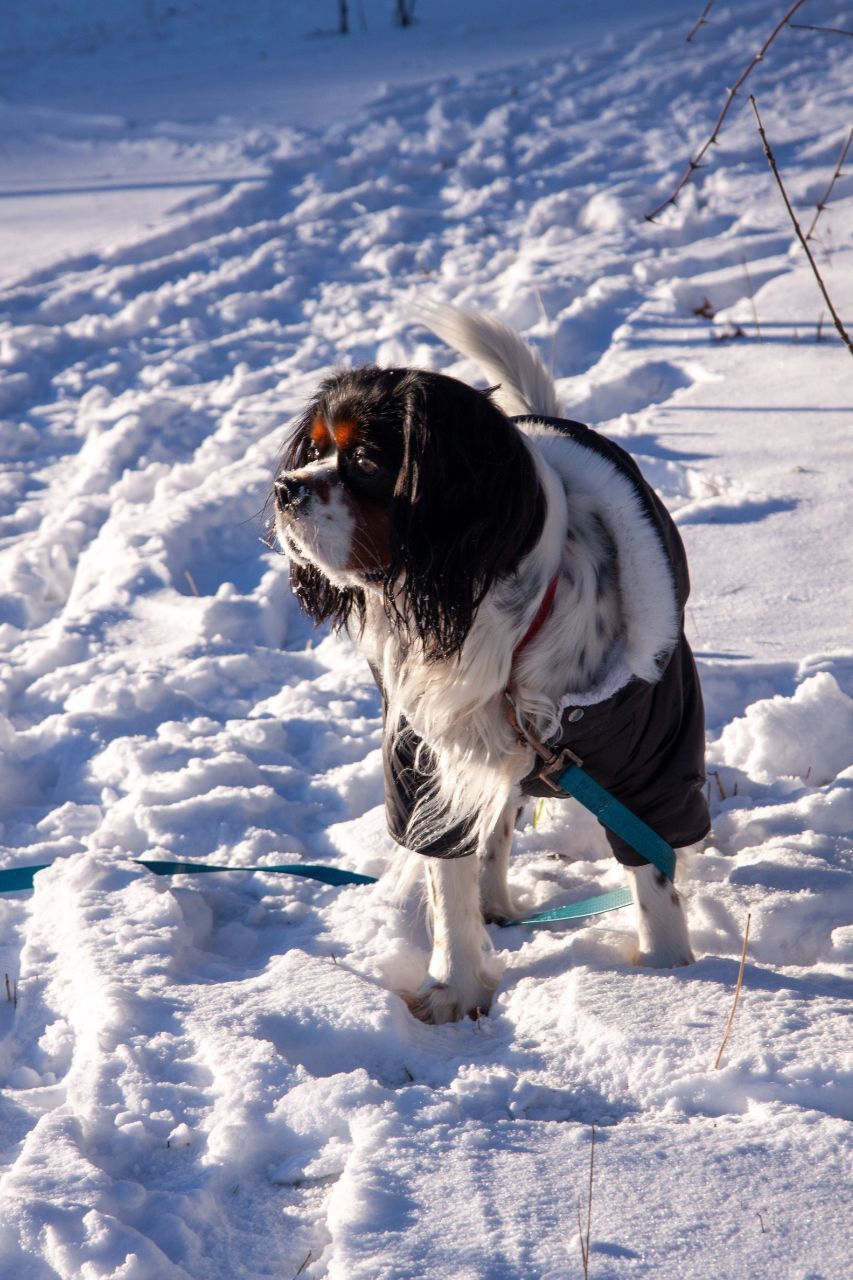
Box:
(1, 2), (852, 1277)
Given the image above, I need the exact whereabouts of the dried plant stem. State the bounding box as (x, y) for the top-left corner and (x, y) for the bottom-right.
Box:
(578, 1124), (596, 1279)
(686, 1), (715, 43)
(788, 22), (853, 38)
(646, 0), (808, 221)
(293, 1251), (312, 1279)
(805, 125), (853, 241)
(749, 96), (853, 357)
(714, 913), (751, 1069)
(184, 568), (201, 596)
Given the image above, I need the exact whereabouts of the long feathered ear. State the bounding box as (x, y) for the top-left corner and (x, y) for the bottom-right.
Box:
(389, 372), (544, 660)
(274, 391), (366, 634)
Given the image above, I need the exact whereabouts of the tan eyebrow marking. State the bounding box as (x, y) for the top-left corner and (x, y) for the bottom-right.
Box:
(310, 417), (331, 450)
(333, 420), (358, 450)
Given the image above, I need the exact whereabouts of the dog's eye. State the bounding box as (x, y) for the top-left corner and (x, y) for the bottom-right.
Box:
(352, 449), (379, 477)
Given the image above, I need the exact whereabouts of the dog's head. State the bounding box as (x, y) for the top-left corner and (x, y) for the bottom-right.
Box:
(273, 366), (544, 660)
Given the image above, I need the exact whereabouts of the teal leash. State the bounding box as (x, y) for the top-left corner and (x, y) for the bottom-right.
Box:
(0, 857), (633, 923)
(500, 689), (678, 925)
(0, 861), (378, 895)
(0, 765), (672, 927)
(0, 699), (676, 927)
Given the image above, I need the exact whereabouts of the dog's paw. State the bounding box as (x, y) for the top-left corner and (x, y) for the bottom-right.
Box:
(631, 943), (695, 969)
(398, 975), (495, 1024)
(482, 903), (519, 927)
(480, 887), (527, 926)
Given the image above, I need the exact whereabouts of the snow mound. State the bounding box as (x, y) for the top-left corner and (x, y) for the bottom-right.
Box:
(578, 190), (628, 233)
(719, 672), (853, 786)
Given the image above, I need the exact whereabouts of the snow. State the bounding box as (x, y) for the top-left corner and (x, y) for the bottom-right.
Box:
(1, 1), (852, 1277)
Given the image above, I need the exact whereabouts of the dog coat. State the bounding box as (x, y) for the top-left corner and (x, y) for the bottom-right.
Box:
(378, 416), (711, 865)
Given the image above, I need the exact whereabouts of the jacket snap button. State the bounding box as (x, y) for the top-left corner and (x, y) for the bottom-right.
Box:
(567, 708), (584, 722)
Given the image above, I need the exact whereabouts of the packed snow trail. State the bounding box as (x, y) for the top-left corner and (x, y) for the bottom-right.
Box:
(1, 2), (852, 1277)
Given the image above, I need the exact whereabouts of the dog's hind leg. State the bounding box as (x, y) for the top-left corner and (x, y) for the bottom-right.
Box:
(400, 855), (503, 1024)
(626, 859), (695, 968)
(479, 801), (523, 924)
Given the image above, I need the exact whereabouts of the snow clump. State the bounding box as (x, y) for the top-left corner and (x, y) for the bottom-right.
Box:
(719, 672), (853, 786)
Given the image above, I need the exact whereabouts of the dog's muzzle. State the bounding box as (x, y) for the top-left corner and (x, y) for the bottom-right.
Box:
(274, 474), (311, 513)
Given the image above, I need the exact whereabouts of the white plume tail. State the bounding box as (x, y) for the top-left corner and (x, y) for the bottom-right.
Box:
(418, 304), (560, 419)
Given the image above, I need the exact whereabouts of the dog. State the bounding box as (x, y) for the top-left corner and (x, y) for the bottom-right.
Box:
(272, 307), (710, 1023)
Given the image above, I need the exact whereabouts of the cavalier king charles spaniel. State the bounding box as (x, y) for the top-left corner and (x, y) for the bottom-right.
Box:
(272, 307), (709, 1023)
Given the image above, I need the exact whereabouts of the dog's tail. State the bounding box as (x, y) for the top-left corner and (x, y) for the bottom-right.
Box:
(418, 304), (561, 419)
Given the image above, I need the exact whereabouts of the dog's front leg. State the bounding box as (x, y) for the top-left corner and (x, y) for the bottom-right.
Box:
(479, 801), (523, 924)
(626, 862), (695, 968)
(401, 855), (502, 1024)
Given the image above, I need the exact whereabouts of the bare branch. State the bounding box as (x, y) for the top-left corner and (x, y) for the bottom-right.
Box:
(714, 913), (750, 1069)
(645, 0), (809, 221)
(749, 96), (853, 357)
(686, 1), (715, 43)
(788, 22), (853, 38)
(805, 125), (853, 241)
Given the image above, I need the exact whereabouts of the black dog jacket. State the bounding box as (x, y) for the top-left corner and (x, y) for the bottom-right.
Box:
(377, 417), (710, 865)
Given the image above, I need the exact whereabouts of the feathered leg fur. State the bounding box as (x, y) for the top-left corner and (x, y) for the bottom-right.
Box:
(400, 854), (503, 1024)
(626, 859), (695, 967)
(479, 802), (523, 924)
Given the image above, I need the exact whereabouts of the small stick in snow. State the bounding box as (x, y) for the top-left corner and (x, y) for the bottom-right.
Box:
(645, 0), (809, 221)
(184, 568), (201, 596)
(749, 96), (853, 358)
(805, 125), (853, 243)
(293, 1251), (312, 1279)
(714, 912), (751, 1069)
(578, 1124), (596, 1279)
(686, 1), (715, 44)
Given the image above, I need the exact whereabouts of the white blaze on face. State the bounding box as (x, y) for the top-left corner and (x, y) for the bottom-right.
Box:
(275, 458), (359, 583)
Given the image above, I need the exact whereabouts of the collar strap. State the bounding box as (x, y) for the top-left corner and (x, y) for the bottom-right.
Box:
(511, 573), (559, 665)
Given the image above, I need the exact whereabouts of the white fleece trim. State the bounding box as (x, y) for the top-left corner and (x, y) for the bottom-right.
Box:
(555, 638), (633, 711)
(521, 421), (680, 688)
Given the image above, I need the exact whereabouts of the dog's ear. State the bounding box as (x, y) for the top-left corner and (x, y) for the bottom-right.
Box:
(390, 373), (544, 660)
(276, 394), (366, 634)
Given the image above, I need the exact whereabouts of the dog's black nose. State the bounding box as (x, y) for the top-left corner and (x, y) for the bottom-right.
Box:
(275, 474), (310, 511)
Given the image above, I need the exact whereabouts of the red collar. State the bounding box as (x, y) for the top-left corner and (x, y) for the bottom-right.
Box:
(511, 573), (559, 666)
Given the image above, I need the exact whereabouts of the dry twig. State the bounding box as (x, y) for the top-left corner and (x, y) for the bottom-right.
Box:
(714, 913), (751, 1069)
(788, 22), (853, 38)
(293, 1251), (313, 1279)
(805, 125), (853, 242)
(749, 96), (853, 357)
(646, 0), (808, 221)
(686, 1), (715, 43)
(578, 1124), (596, 1279)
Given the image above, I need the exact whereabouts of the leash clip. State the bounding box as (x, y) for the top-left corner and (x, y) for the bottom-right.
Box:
(503, 687), (584, 790)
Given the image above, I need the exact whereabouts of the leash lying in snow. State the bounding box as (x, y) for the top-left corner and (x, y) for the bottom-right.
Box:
(0, 744), (678, 926)
(0, 860), (377, 895)
(0, 856), (633, 924)
(2, 590), (682, 922)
